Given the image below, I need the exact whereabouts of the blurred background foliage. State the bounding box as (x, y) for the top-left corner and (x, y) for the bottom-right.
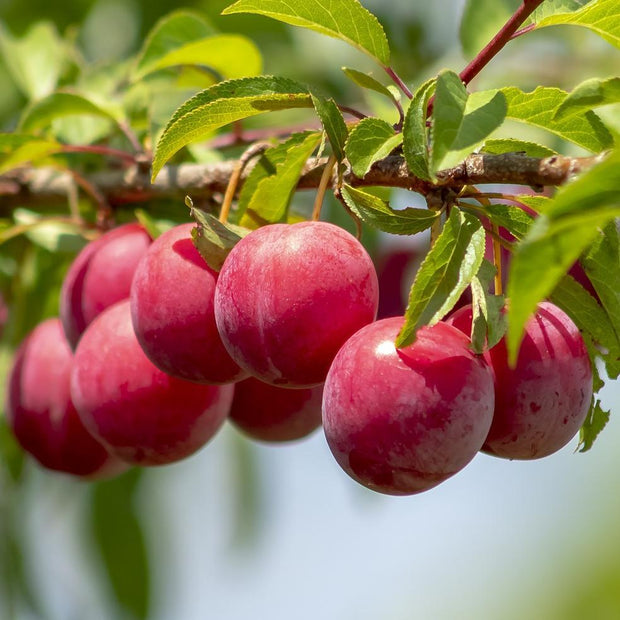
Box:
(0, 1), (618, 619)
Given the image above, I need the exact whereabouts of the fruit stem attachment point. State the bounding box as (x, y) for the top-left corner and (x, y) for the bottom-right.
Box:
(312, 155), (338, 222)
(219, 142), (271, 224)
(491, 223), (503, 296)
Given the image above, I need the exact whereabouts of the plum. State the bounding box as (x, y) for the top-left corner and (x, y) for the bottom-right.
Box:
(229, 377), (323, 442)
(447, 302), (593, 459)
(70, 300), (234, 466)
(214, 221), (379, 387)
(130, 223), (247, 384)
(6, 318), (126, 478)
(323, 318), (495, 495)
(60, 223), (151, 349)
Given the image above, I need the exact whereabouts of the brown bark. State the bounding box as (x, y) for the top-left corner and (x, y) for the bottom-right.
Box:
(0, 151), (604, 214)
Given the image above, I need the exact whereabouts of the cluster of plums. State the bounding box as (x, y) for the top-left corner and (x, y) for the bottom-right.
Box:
(6, 218), (593, 494)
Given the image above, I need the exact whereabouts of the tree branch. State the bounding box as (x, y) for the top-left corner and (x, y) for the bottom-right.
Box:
(0, 152), (604, 214)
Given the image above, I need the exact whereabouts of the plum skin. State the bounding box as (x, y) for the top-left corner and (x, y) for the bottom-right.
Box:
(322, 318), (495, 496)
(447, 301), (593, 459)
(6, 318), (126, 478)
(214, 221), (379, 388)
(130, 223), (247, 384)
(70, 300), (234, 466)
(229, 377), (323, 443)
(60, 223), (151, 349)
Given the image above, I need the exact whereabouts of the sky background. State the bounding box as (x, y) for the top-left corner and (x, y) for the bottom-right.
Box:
(20, 373), (620, 620)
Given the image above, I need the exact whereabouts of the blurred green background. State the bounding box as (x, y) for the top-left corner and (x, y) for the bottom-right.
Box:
(0, 1), (619, 619)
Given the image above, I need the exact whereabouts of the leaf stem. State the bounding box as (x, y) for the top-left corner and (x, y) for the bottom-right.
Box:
(383, 66), (413, 100)
(337, 104), (368, 120)
(510, 23), (537, 40)
(459, 0), (545, 86)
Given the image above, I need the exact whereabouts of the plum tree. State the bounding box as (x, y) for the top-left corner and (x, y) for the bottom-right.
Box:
(130, 223), (248, 384)
(70, 300), (234, 466)
(229, 377), (323, 442)
(447, 302), (593, 459)
(323, 317), (495, 495)
(60, 223), (152, 349)
(214, 221), (379, 388)
(6, 318), (126, 478)
(0, 0), (619, 615)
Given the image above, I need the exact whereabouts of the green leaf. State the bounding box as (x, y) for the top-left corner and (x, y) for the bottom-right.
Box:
(430, 70), (468, 174)
(535, 0), (620, 49)
(436, 88), (507, 172)
(344, 118), (403, 177)
(578, 399), (610, 452)
(506, 211), (616, 365)
(478, 203), (535, 239)
(152, 76), (312, 180)
(222, 0), (390, 64)
(513, 195), (553, 213)
(90, 469), (150, 620)
(582, 221), (620, 373)
(236, 133), (312, 224)
(0, 22), (68, 100)
(311, 94), (348, 162)
(502, 86), (613, 152)
(544, 149), (620, 219)
(470, 259), (507, 354)
(240, 132), (322, 226)
(134, 210), (176, 239)
(18, 91), (122, 134)
(342, 67), (398, 102)
(551, 272), (620, 379)
(2, 244), (73, 348)
(431, 73), (507, 174)
(190, 205), (251, 271)
(0, 417), (25, 483)
(134, 10), (217, 78)
(554, 77), (620, 120)
(228, 432), (263, 549)
(0, 134), (62, 174)
(528, 0), (590, 23)
(396, 208), (485, 347)
(403, 78), (435, 181)
(340, 184), (439, 234)
(11, 209), (87, 254)
(481, 138), (557, 158)
(135, 34), (263, 81)
(460, 0), (515, 59)
(0, 489), (40, 616)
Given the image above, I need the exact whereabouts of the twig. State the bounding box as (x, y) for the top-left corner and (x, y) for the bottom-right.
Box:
(459, 0), (545, 86)
(0, 152), (604, 214)
(62, 144), (137, 165)
(427, 0), (545, 115)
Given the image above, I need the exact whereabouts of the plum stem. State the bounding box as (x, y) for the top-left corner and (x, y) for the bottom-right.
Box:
(491, 223), (504, 296)
(219, 142), (271, 223)
(312, 154), (337, 221)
